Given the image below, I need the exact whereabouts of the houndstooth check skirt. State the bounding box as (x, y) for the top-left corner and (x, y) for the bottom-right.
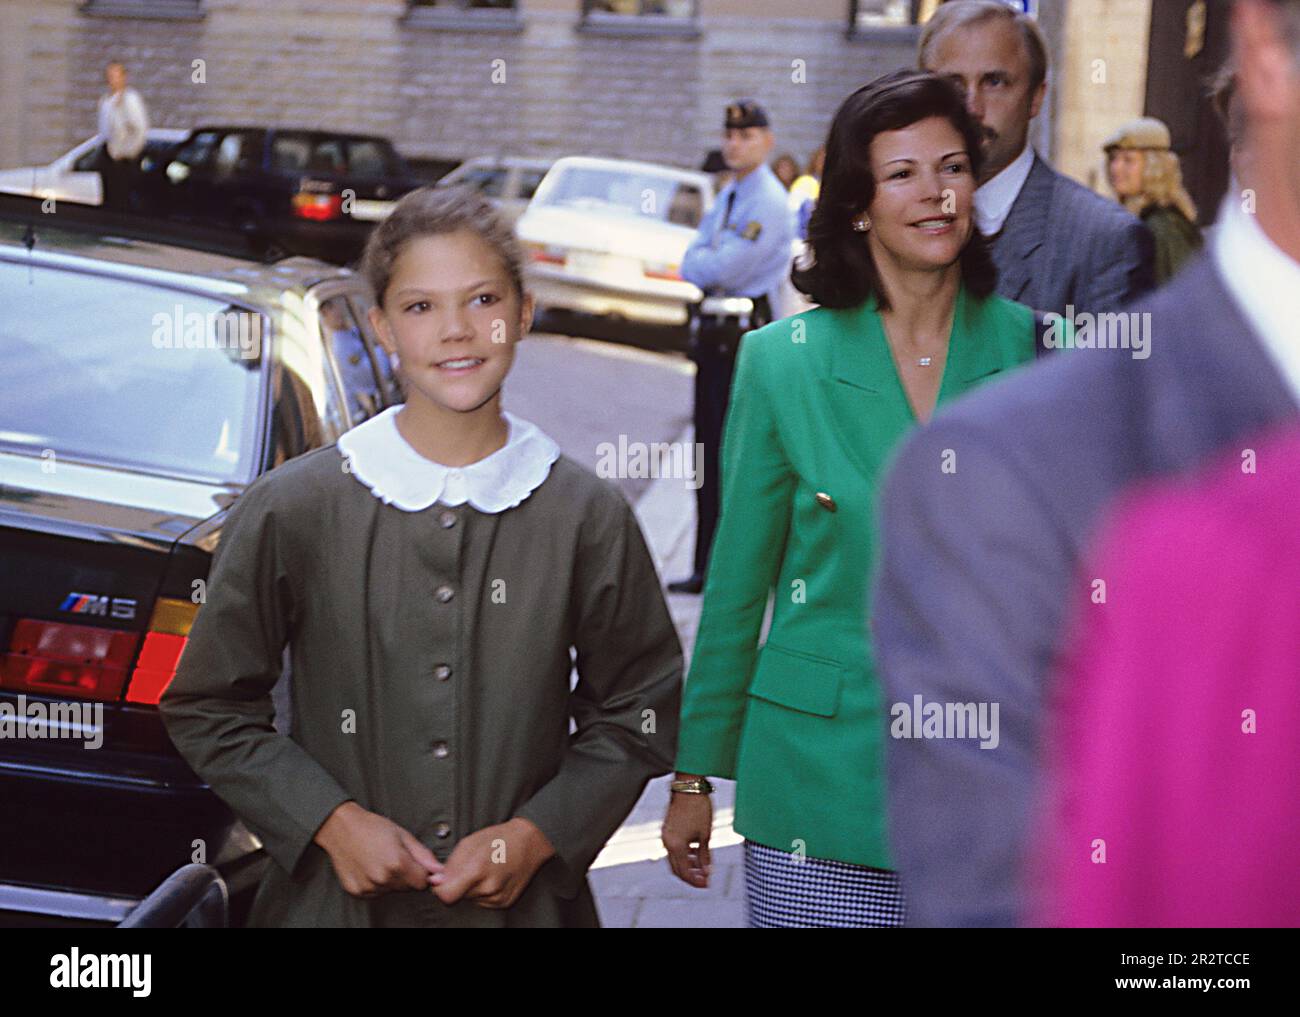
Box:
(743, 840), (907, 928)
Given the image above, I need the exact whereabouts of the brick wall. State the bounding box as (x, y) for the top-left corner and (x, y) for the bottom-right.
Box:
(0, 0), (941, 174)
(1054, 0), (1153, 194)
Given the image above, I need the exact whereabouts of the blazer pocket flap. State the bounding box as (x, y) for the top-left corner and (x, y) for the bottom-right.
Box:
(748, 643), (846, 718)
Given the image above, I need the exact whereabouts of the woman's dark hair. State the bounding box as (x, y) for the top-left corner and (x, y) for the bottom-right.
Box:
(792, 69), (997, 310)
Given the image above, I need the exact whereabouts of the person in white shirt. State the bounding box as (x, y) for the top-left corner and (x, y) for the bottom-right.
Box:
(918, 1), (1155, 323)
(97, 61), (150, 211)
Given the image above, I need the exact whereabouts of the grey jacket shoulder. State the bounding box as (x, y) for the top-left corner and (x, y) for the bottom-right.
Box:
(913, 254), (1203, 447)
(893, 253), (1293, 522)
(1040, 158), (1146, 238)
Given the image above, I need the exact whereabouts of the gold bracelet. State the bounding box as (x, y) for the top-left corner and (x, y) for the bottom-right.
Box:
(670, 777), (714, 795)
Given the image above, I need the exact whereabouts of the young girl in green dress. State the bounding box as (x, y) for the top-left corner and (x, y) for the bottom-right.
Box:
(160, 186), (683, 927)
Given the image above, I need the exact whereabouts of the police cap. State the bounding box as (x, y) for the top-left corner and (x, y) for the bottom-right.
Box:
(724, 99), (769, 130)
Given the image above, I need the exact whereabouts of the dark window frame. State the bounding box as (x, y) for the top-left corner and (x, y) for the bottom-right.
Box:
(578, 0), (701, 39)
(846, 0), (928, 41)
(402, 0), (524, 34)
(80, 0), (204, 21)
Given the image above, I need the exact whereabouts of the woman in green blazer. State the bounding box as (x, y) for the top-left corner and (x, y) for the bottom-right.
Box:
(662, 70), (1039, 926)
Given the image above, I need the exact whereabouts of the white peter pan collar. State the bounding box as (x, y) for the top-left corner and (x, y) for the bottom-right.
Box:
(337, 406), (560, 514)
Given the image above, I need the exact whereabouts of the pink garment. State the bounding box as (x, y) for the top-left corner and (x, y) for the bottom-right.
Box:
(1027, 426), (1300, 927)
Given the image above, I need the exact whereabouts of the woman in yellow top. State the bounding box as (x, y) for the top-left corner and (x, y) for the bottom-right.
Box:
(661, 70), (1039, 927)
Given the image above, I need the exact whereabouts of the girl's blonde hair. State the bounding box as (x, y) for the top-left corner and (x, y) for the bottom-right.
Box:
(1120, 149), (1199, 224)
(360, 184), (526, 307)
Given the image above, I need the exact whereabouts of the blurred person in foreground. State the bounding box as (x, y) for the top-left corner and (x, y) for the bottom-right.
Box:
(663, 70), (1037, 927)
(873, 0), (1300, 927)
(1028, 425), (1300, 927)
(919, 0), (1154, 319)
(1104, 117), (1203, 284)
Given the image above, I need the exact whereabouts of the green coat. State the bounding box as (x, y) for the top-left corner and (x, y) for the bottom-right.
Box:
(675, 285), (1036, 868)
(160, 446), (682, 927)
(1141, 203), (1203, 284)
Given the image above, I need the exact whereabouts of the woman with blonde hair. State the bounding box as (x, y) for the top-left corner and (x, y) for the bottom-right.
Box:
(1104, 117), (1203, 283)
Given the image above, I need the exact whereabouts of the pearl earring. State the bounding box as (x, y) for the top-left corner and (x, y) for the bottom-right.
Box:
(853, 217), (871, 232)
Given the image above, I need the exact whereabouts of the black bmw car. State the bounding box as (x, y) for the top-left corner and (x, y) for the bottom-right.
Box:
(0, 209), (400, 926)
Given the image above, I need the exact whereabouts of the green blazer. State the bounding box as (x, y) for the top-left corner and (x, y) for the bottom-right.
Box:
(675, 283), (1036, 868)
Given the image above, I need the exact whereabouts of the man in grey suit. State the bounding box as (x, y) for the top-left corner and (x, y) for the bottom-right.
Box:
(920, 1), (1155, 319)
(875, 0), (1300, 927)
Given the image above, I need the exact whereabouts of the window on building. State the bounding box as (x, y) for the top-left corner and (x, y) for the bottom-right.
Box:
(404, 0), (522, 31)
(583, 0), (697, 14)
(849, 0), (940, 31)
(409, 0), (517, 8)
(580, 0), (700, 36)
(81, 0), (203, 19)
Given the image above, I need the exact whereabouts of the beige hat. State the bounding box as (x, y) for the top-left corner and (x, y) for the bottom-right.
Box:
(1103, 117), (1172, 153)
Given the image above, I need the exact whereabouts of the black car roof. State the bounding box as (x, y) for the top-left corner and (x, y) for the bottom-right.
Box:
(189, 126), (398, 144)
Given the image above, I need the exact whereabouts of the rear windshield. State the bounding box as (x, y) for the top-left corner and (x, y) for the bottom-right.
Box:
(0, 259), (263, 483)
(270, 134), (407, 178)
(536, 166), (706, 227)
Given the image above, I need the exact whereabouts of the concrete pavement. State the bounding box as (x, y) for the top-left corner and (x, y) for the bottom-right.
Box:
(509, 331), (746, 927)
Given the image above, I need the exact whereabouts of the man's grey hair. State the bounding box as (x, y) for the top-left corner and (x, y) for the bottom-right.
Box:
(919, 0), (1050, 92)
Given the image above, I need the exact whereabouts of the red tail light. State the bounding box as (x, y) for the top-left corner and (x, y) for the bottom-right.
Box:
(292, 191), (343, 221)
(1, 619), (139, 701)
(125, 598), (199, 705)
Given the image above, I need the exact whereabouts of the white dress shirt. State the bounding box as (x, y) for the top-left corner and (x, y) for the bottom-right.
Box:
(96, 86), (149, 161)
(337, 406), (561, 514)
(974, 143), (1035, 237)
(1212, 193), (1300, 404)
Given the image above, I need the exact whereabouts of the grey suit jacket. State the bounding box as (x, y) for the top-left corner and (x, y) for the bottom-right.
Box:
(993, 154), (1155, 318)
(870, 255), (1298, 927)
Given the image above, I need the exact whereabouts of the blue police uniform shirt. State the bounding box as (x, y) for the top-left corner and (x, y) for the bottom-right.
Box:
(681, 162), (793, 303)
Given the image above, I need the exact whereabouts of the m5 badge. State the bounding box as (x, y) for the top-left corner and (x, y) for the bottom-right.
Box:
(60, 592), (138, 620)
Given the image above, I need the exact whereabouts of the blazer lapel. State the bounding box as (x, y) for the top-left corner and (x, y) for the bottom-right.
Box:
(822, 300), (905, 477)
(937, 285), (1005, 399)
(991, 155), (1054, 303)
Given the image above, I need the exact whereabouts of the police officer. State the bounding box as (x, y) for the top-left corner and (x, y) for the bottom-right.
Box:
(668, 99), (793, 594)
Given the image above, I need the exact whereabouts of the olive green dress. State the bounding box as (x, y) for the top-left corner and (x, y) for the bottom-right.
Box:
(159, 418), (682, 928)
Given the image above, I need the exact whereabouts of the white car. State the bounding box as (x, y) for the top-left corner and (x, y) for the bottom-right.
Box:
(437, 155), (553, 226)
(515, 156), (714, 327)
(0, 129), (191, 206)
